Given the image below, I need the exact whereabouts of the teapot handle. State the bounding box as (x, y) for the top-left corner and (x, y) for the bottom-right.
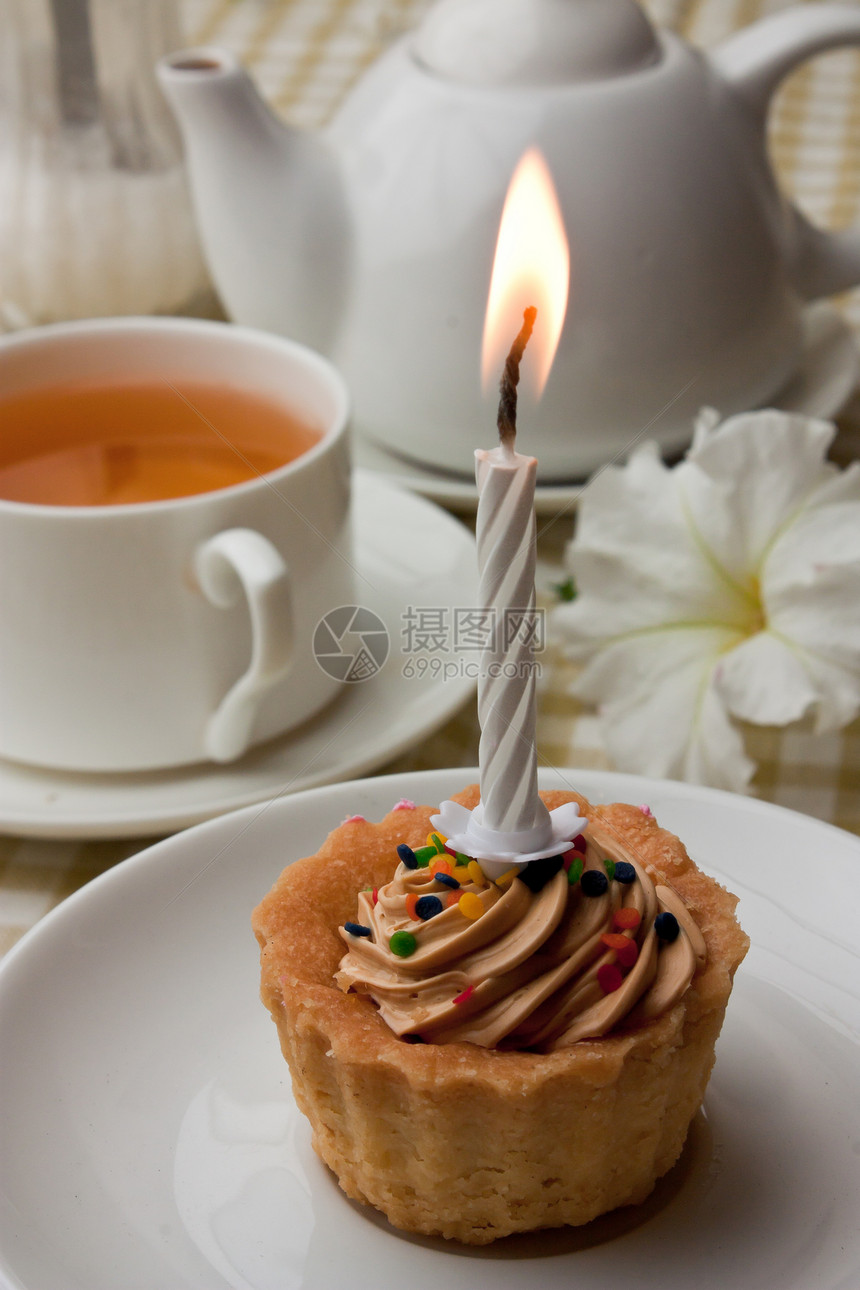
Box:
(714, 3), (860, 300)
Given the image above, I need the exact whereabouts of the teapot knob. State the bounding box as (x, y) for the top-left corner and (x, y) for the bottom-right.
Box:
(414, 0), (660, 87)
(714, 3), (860, 299)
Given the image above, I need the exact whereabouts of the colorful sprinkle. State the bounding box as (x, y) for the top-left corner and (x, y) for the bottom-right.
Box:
(343, 814), (366, 824)
(581, 870), (609, 897)
(494, 867), (518, 888)
(562, 846), (585, 869)
(393, 799), (416, 811)
(655, 911), (680, 943)
(453, 984), (475, 1006)
(615, 939), (639, 968)
(603, 857), (616, 882)
(397, 843), (418, 869)
(458, 892), (484, 920)
(614, 861), (636, 885)
(453, 865), (472, 883)
(597, 963), (624, 993)
(601, 933), (631, 952)
(517, 855), (564, 893)
(446, 846), (471, 864)
(467, 860), (486, 887)
(389, 930), (417, 957)
(638, 804), (652, 816)
(415, 894), (444, 920)
(570, 834), (586, 851)
(430, 856), (453, 877)
(414, 845), (438, 867)
(427, 832), (446, 851)
(361, 885), (373, 892)
(567, 856), (584, 885)
(435, 872), (461, 890)
(344, 922), (371, 937)
(405, 893), (421, 921)
(613, 907), (641, 930)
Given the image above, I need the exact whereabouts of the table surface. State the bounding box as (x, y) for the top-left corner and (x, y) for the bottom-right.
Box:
(1, 0), (859, 959)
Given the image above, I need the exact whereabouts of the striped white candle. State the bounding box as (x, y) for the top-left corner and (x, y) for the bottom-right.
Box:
(474, 441), (550, 837)
(474, 306), (550, 839)
(431, 164), (585, 871)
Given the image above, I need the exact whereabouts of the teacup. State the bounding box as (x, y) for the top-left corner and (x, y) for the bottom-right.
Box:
(0, 317), (352, 772)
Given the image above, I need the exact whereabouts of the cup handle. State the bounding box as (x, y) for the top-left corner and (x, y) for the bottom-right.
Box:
(194, 528), (293, 762)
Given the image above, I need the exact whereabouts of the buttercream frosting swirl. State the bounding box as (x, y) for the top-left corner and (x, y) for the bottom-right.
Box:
(336, 816), (706, 1051)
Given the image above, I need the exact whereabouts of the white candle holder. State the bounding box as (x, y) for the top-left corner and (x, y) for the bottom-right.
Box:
(430, 797), (588, 880)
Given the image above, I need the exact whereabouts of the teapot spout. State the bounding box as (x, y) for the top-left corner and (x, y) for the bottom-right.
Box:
(157, 50), (349, 350)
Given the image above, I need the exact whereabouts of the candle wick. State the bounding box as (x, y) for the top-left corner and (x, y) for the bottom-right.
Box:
(497, 306), (537, 453)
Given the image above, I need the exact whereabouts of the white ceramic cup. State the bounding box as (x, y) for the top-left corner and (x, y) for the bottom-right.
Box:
(0, 317), (353, 772)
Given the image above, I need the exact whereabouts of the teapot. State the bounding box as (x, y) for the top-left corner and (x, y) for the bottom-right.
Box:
(158, 0), (860, 480)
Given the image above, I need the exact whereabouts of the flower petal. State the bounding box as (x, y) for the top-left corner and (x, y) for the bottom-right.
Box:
(679, 410), (837, 587)
(682, 683), (755, 791)
(561, 441), (748, 639)
(798, 458), (860, 508)
(765, 570), (860, 731)
(714, 631), (820, 726)
(760, 468), (860, 731)
(574, 626), (754, 792)
(764, 474), (860, 594)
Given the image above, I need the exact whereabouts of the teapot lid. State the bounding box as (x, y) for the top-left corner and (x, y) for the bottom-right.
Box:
(413, 0), (661, 86)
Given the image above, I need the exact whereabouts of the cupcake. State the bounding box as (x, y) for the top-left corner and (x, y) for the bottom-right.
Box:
(252, 783), (748, 1244)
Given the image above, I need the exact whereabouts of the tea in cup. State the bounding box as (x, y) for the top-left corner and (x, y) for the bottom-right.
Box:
(0, 379), (323, 507)
(0, 318), (352, 772)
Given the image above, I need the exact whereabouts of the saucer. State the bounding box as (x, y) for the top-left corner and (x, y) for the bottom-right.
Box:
(0, 473), (477, 840)
(0, 768), (857, 1290)
(354, 302), (860, 512)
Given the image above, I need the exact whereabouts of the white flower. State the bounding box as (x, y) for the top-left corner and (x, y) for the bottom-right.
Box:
(554, 409), (860, 792)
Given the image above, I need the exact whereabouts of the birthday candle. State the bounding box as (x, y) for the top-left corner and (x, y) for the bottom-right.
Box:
(430, 155), (584, 873)
(475, 308), (550, 838)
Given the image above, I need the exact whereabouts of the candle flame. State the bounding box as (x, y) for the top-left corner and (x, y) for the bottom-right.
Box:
(481, 148), (569, 398)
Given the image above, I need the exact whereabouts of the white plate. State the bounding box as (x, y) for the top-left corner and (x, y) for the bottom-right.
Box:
(0, 767), (857, 1290)
(0, 474), (477, 840)
(354, 302), (860, 512)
